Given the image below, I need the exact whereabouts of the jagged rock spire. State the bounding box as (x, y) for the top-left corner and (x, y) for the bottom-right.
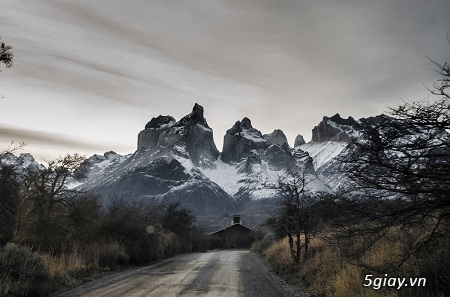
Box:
(137, 103), (219, 166)
(175, 103), (209, 128)
(145, 115), (176, 129)
(312, 113), (358, 143)
(294, 134), (306, 147)
(221, 117), (268, 163)
(263, 129), (288, 146)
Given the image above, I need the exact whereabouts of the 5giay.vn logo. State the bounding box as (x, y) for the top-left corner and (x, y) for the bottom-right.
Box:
(364, 274), (426, 290)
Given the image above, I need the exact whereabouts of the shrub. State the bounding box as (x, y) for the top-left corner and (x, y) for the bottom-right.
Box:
(94, 243), (129, 268)
(263, 238), (296, 274)
(42, 242), (129, 275)
(250, 232), (276, 253)
(261, 228), (449, 297)
(0, 243), (50, 297)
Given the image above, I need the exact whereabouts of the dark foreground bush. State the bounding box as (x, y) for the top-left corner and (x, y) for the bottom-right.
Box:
(0, 243), (50, 297)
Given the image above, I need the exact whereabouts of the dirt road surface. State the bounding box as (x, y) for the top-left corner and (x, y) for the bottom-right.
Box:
(57, 250), (308, 297)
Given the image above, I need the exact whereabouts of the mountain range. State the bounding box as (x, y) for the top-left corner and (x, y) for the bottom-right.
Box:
(2, 104), (412, 231)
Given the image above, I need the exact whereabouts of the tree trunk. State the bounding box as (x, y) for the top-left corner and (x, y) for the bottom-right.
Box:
(288, 233), (296, 262)
(295, 231), (301, 264)
(304, 232), (310, 260)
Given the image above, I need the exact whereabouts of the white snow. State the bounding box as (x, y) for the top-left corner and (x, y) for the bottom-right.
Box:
(90, 153), (130, 173)
(94, 158), (114, 170)
(196, 124), (213, 132)
(304, 174), (332, 193)
(327, 120), (360, 138)
(250, 188), (279, 199)
(146, 120), (176, 130)
(67, 180), (83, 190)
(172, 145), (195, 173)
(200, 157), (245, 196)
(0, 153), (16, 165)
(299, 141), (347, 171)
(237, 130), (267, 143)
(174, 155), (195, 173)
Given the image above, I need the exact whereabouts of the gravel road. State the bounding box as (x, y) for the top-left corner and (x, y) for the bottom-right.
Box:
(56, 250), (308, 297)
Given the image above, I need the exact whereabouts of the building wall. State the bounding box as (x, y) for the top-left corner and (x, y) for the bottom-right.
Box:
(210, 224), (253, 249)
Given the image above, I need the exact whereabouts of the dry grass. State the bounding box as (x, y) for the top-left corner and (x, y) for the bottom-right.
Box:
(41, 248), (85, 278)
(0, 243), (50, 297)
(260, 232), (412, 297)
(250, 240), (264, 253)
(361, 234), (404, 271)
(302, 234), (404, 297)
(264, 239), (294, 274)
(39, 243), (128, 288)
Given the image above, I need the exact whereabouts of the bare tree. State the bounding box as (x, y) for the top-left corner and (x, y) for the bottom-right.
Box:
(275, 170), (323, 263)
(0, 161), (20, 244)
(390, 38), (450, 129)
(1, 141), (26, 155)
(335, 48), (450, 271)
(0, 143), (26, 245)
(13, 154), (86, 248)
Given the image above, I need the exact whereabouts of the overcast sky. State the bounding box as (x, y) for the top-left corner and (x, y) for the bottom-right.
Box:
(1, 0), (449, 161)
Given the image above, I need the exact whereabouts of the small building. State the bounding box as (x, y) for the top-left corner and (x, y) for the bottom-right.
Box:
(209, 215), (253, 249)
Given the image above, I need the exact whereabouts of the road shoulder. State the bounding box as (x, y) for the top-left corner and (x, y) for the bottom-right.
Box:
(241, 252), (309, 297)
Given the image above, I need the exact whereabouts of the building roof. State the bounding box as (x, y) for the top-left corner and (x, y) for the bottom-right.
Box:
(209, 223), (252, 236)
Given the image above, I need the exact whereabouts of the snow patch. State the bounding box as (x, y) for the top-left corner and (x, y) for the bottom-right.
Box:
(237, 130), (266, 143)
(172, 146), (195, 173)
(327, 120), (360, 138)
(200, 157), (245, 196)
(300, 141), (347, 171)
(250, 188), (279, 200)
(196, 124), (212, 132)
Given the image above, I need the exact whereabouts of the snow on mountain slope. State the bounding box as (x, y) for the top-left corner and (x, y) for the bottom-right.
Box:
(299, 141), (348, 172)
(4, 106), (355, 223)
(75, 104), (239, 216)
(0, 152), (42, 174)
(81, 151), (130, 176)
(77, 106), (332, 218)
(8, 105), (450, 230)
(200, 157), (245, 196)
(200, 155), (315, 200)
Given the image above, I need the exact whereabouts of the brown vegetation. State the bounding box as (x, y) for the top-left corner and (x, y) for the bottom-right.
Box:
(253, 223), (449, 297)
(0, 154), (210, 296)
(254, 50), (450, 296)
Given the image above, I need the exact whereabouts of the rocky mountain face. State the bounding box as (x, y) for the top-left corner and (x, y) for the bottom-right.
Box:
(78, 104), (236, 228)
(221, 117), (268, 164)
(298, 113), (446, 190)
(299, 114), (356, 190)
(0, 152), (42, 175)
(263, 129), (288, 146)
(311, 114), (360, 143)
(137, 103), (219, 167)
(9, 105), (433, 230)
(73, 104), (332, 230)
(219, 116), (329, 204)
(294, 134), (306, 147)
